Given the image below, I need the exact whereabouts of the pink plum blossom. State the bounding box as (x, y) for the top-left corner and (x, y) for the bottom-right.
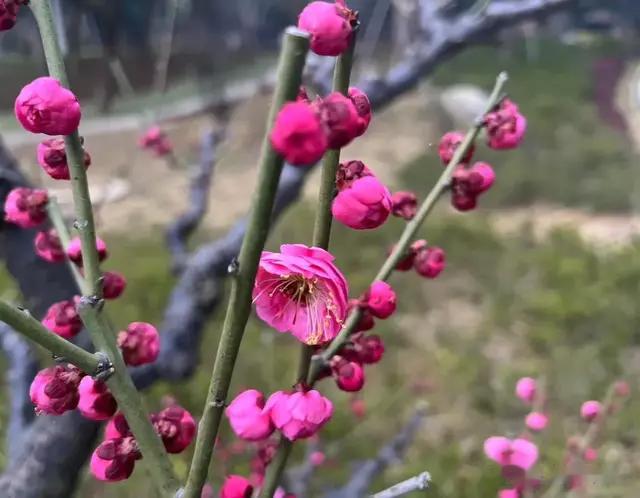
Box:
(485, 99), (527, 150)
(117, 322), (160, 366)
(37, 137), (90, 180)
(580, 400), (602, 422)
(226, 389), (275, 441)
(332, 175), (392, 230)
(77, 376), (117, 421)
(298, 1), (353, 56)
(90, 437), (140, 482)
(265, 389), (333, 441)
(253, 244), (348, 345)
(525, 412), (548, 432)
(42, 298), (83, 339)
(515, 377), (537, 404)
(483, 437), (539, 471)
(270, 101), (328, 166)
(29, 364), (83, 415)
(34, 229), (65, 263)
(4, 187), (48, 228)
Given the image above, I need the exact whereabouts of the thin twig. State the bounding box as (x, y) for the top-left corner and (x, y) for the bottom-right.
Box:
(181, 28), (311, 498)
(369, 471), (431, 498)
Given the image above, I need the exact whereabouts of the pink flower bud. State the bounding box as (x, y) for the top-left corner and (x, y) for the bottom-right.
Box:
(363, 281), (396, 319)
(332, 175), (392, 230)
(413, 246), (446, 279)
(15, 77), (81, 135)
(220, 475), (254, 498)
(105, 412), (131, 439)
(0, 0), (18, 31)
(34, 229), (65, 263)
(347, 299), (375, 332)
(314, 92), (360, 149)
(485, 99), (527, 150)
(90, 437), (141, 482)
(77, 376), (117, 421)
(201, 484), (215, 498)
(614, 380), (630, 397)
(336, 160), (373, 190)
(390, 243), (416, 271)
(350, 397), (366, 418)
(226, 389), (275, 441)
(102, 271), (127, 300)
(265, 389), (333, 441)
(525, 412), (548, 432)
(584, 447), (598, 462)
(515, 377), (537, 404)
(42, 298), (82, 339)
(310, 451), (326, 466)
(274, 488), (297, 498)
(270, 101), (328, 166)
(29, 364), (83, 415)
(348, 87), (371, 137)
(4, 187), (48, 228)
(438, 131), (475, 165)
(152, 405), (196, 454)
(580, 400), (602, 422)
(36, 137), (91, 180)
(138, 126), (174, 157)
(450, 162), (495, 212)
(298, 1), (354, 57)
(350, 333), (385, 364)
(117, 322), (160, 366)
(391, 191), (418, 220)
(66, 236), (108, 266)
(498, 490), (519, 498)
(483, 436), (539, 471)
(331, 356), (365, 392)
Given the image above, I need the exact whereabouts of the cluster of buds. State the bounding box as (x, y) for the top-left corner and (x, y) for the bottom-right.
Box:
(94, 403), (196, 482)
(225, 386), (333, 443)
(393, 239), (446, 279)
(138, 125), (174, 157)
(270, 87), (371, 167)
(0, 0), (28, 31)
(331, 160), (391, 230)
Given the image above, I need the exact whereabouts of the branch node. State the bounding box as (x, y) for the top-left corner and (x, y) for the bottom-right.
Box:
(210, 398), (226, 408)
(92, 352), (115, 381)
(227, 257), (240, 275)
(72, 219), (89, 231)
(78, 295), (104, 312)
(52, 353), (68, 364)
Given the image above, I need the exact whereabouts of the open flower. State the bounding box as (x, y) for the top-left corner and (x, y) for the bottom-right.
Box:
(484, 437), (539, 473)
(253, 244), (348, 345)
(226, 389), (275, 441)
(265, 389), (333, 441)
(485, 99), (527, 150)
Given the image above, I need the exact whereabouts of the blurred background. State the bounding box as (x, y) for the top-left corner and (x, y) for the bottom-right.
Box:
(1, 0), (640, 497)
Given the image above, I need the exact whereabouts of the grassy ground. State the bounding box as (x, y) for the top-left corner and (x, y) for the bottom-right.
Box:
(2, 39), (640, 497)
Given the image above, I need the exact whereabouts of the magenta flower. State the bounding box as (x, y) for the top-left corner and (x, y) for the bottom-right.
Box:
(34, 229), (65, 263)
(332, 174), (392, 230)
(253, 244), (348, 345)
(4, 187), (48, 228)
(226, 389), (275, 441)
(152, 405), (196, 454)
(584, 447), (598, 462)
(15, 77), (81, 135)
(484, 437), (539, 471)
(485, 99), (527, 150)
(515, 377), (537, 404)
(265, 389), (333, 441)
(363, 281), (397, 319)
(36, 137), (91, 180)
(270, 101), (328, 166)
(104, 412), (131, 440)
(450, 162), (495, 212)
(298, 1), (353, 57)
(525, 412), (548, 432)
(138, 125), (174, 157)
(220, 475), (253, 498)
(102, 271), (127, 300)
(347, 298), (375, 332)
(77, 376), (117, 421)
(117, 322), (160, 366)
(414, 246), (446, 279)
(438, 130), (475, 165)
(345, 332), (385, 364)
(498, 490), (519, 498)
(90, 437), (141, 482)
(0, 0), (19, 31)
(580, 400), (602, 422)
(314, 92), (360, 149)
(42, 298), (83, 339)
(66, 236), (108, 266)
(348, 87), (371, 137)
(29, 364), (83, 415)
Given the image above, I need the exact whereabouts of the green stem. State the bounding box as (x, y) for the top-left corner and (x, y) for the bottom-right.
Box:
(259, 35), (359, 498)
(181, 28), (310, 498)
(47, 197), (89, 295)
(0, 300), (99, 373)
(308, 71), (510, 384)
(30, 2), (179, 495)
(77, 301), (180, 495)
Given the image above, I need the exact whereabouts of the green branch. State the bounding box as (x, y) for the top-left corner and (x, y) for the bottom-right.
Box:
(30, 1), (179, 495)
(181, 27), (311, 498)
(0, 300), (99, 373)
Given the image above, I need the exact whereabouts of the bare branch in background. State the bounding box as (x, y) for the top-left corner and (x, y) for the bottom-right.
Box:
(369, 471), (431, 498)
(323, 404), (428, 498)
(284, 438), (321, 498)
(165, 127), (226, 274)
(0, 324), (40, 462)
